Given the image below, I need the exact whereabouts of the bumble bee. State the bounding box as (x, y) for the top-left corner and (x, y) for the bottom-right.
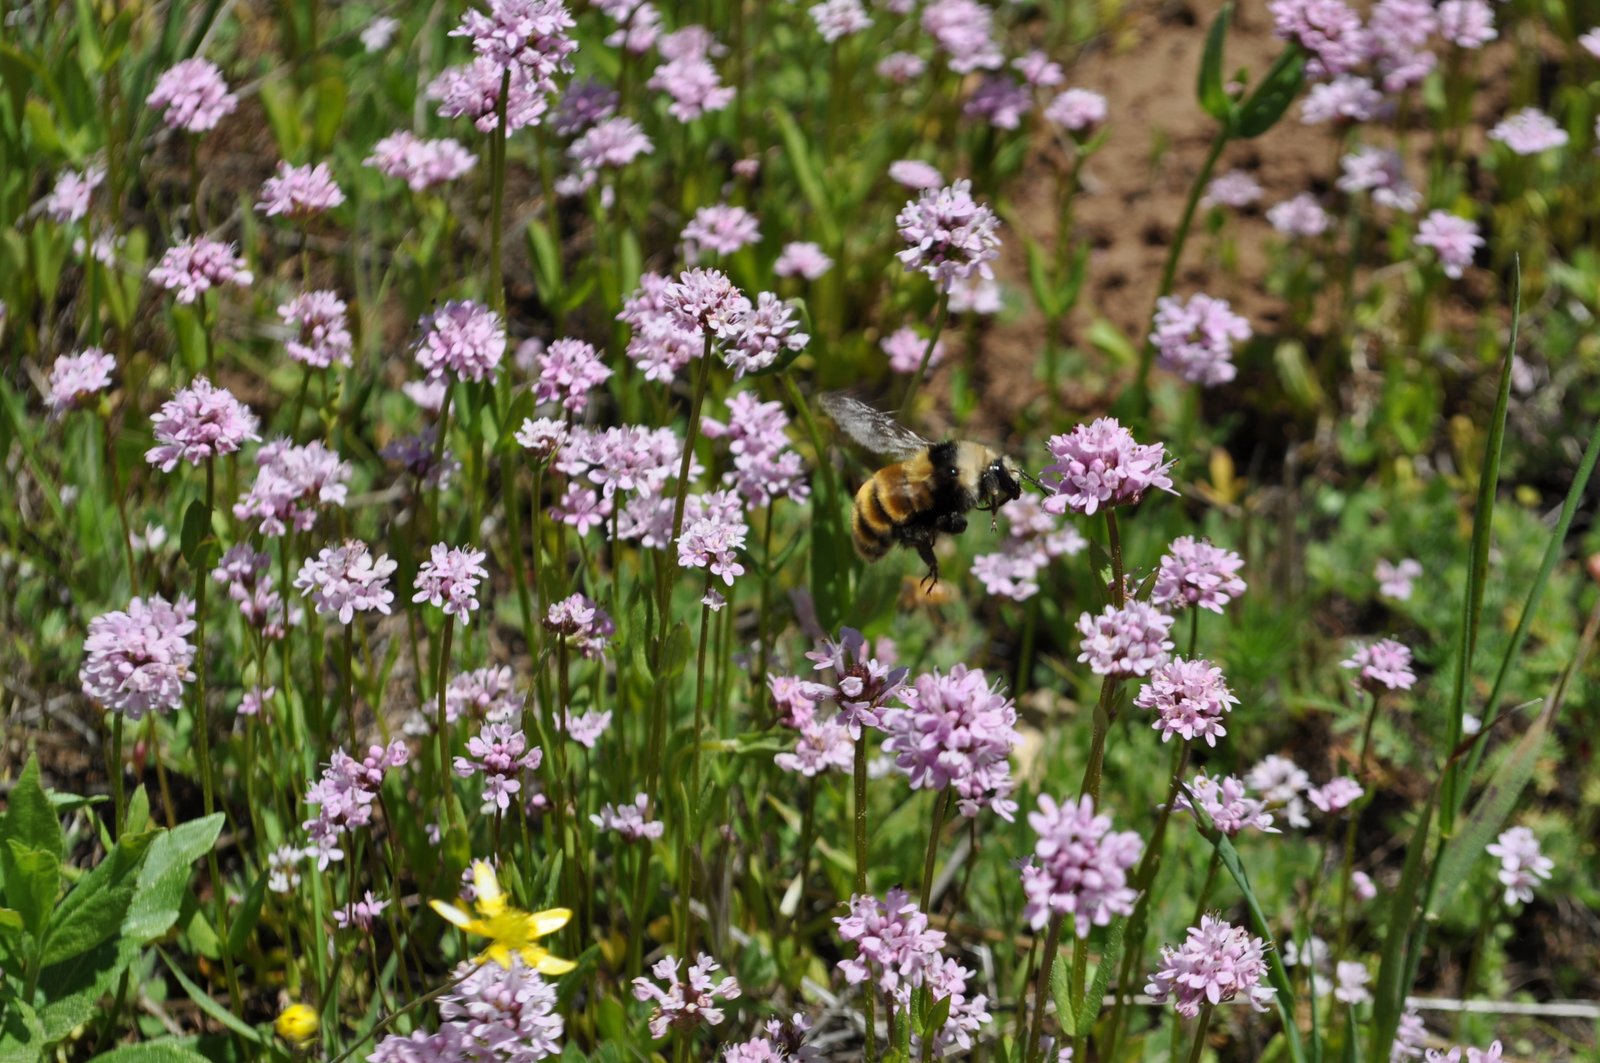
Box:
(818, 393), (1028, 588)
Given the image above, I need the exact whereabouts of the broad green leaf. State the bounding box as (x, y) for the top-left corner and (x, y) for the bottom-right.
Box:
(123, 814), (223, 943)
(0, 908), (22, 931)
(924, 993), (952, 1036)
(89, 1042), (213, 1063)
(0, 996), (44, 1063)
(1198, 3), (1235, 123)
(38, 938), (131, 1042)
(40, 831), (155, 967)
(2, 842), (59, 938)
(2, 757), (62, 859)
(1235, 45), (1306, 139)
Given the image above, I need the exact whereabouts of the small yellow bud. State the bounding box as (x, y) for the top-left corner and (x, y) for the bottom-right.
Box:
(274, 1003), (319, 1045)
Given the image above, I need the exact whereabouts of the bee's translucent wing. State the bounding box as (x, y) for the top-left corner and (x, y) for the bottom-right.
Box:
(817, 392), (931, 461)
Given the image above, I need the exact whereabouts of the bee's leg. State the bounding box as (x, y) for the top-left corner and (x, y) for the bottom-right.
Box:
(915, 541), (940, 592)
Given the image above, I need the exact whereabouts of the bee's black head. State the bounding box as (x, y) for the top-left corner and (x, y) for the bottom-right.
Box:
(980, 455), (1024, 508)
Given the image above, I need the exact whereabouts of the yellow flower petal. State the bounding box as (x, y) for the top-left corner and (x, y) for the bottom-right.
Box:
(534, 952), (578, 976)
(471, 860), (506, 916)
(430, 899), (473, 929)
(528, 907), (573, 936)
(274, 1003), (319, 1045)
(481, 942), (514, 968)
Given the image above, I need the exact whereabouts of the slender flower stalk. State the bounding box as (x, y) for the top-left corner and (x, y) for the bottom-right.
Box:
(897, 291), (950, 418)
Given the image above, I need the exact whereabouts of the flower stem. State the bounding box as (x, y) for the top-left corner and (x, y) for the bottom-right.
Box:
(1133, 126), (1230, 416)
(917, 790), (952, 914)
(1184, 1003), (1216, 1063)
(192, 459), (241, 1012)
(109, 714), (125, 838)
(435, 616), (456, 822)
(853, 737), (878, 1063)
(1025, 913), (1065, 1063)
(898, 292), (951, 419)
(488, 69), (511, 316)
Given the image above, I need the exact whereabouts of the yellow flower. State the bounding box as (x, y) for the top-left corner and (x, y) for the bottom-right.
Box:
(430, 860), (576, 974)
(274, 1003), (319, 1045)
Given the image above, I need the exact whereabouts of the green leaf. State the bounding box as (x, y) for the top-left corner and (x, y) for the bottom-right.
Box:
(1024, 238), (1061, 318)
(179, 498), (213, 568)
(0, 996), (44, 1063)
(1, 756), (63, 859)
(1086, 318), (1138, 368)
(123, 814), (223, 943)
(2, 842), (59, 939)
(923, 992), (952, 1036)
(1466, 411), (1600, 784)
(89, 1042), (214, 1063)
(1182, 794), (1306, 1063)
(158, 950), (267, 1044)
(1050, 942), (1075, 1037)
(1431, 703), (1551, 917)
(525, 219), (564, 303)
(1197, 3), (1235, 123)
(226, 867), (269, 960)
(1235, 44), (1306, 138)
(1368, 791), (1437, 1059)
(0, 908), (22, 931)
(1079, 916), (1125, 1032)
(40, 831), (155, 967)
(311, 71), (347, 155)
(771, 103), (840, 247)
(38, 938), (132, 1042)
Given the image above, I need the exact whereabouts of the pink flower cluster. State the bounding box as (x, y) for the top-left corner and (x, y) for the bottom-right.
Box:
(804, 627), (910, 733)
(1152, 536), (1247, 613)
(365, 131), (478, 191)
(1146, 915), (1278, 1018)
(213, 546), (293, 640)
(294, 541), (398, 624)
(1178, 773), (1279, 835)
(279, 291), (353, 369)
(591, 794), (665, 841)
(1134, 657), (1239, 747)
(48, 348), (116, 414)
(895, 179), (1002, 292)
(702, 392), (810, 508)
(145, 377), (260, 471)
(454, 722), (543, 811)
(1041, 417), (1175, 516)
(678, 489), (749, 585)
(234, 439), (352, 537)
(532, 338), (611, 412)
(413, 543), (489, 622)
(302, 741), (408, 868)
(1486, 826), (1553, 905)
(148, 237), (254, 304)
(632, 953), (741, 1040)
(257, 161), (344, 218)
(1022, 795), (1143, 937)
(880, 664), (1021, 820)
(370, 958), (563, 1061)
(414, 300), (506, 383)
(80, 595), (197, 719)
(1076, 601), (1175, 678)
(1151, 294), (1250, 387)
(971, 496), (1087, 602)
(146, 58), (237, 133)
(1341, 638), (1417, 691)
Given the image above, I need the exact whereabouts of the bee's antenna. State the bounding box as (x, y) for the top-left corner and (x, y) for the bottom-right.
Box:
(1018, 470), (1048, 493)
